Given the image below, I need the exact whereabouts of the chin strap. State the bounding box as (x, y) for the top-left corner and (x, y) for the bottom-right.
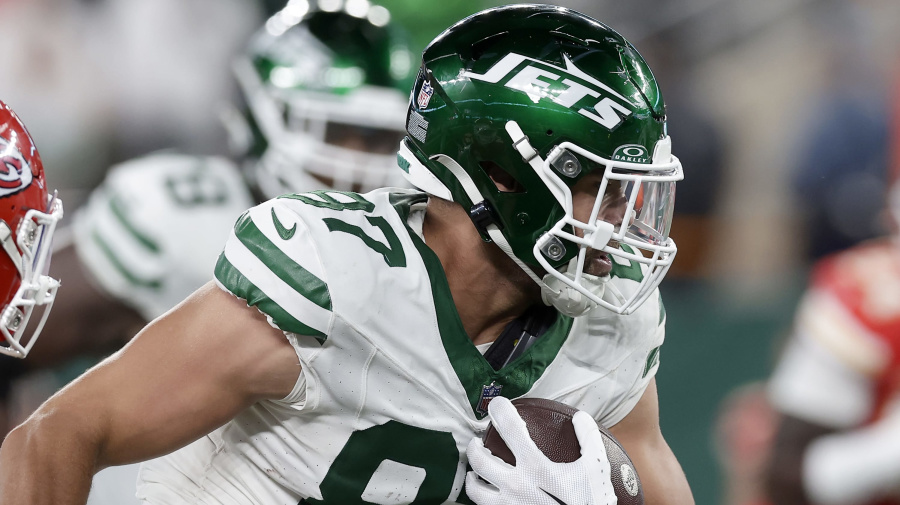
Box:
(505, 120), (610, 317)
(505, 121), (567, 204)
(488, 224), (608, 318)
(483, 226), (545, 286)
(408, 122), (610, 318)
(424, 147), (558, 300)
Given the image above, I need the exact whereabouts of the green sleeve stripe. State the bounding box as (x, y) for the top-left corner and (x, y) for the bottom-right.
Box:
(642, 345), (661, 378)
(91, 230), (162, 289)
(658, 292), (666, 325)
(108, 194), (161, 253)
(233, 213), (332, 311)
(215, 254), (327, 342)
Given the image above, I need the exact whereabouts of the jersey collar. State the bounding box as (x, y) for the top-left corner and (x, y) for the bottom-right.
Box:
(389, 192), (574, 419)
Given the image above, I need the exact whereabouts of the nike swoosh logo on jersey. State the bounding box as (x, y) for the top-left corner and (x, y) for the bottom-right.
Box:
(271, 208), (297, 240)
(539, 488), (570, 505)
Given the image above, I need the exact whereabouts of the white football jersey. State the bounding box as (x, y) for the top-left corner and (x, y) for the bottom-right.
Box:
(136, 189), (666, 505)
(73, 152), (255, 320)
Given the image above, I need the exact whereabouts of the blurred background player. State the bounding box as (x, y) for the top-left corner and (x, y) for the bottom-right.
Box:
(0, 100), (65, 430)
(0, 101), (64, 360)
(0, 4), (414, 504)
(16, 2), (413, 377)
(763, 79), (900, 505)
(36, 2), (412, 364)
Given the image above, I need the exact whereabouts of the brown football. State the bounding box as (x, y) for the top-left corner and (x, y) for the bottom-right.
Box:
(482, 397), (644, 505)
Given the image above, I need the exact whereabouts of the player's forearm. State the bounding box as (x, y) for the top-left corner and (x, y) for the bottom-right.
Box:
(0, 407), (99, 505)
(611, 421), (694, 504)
(610, 381), (694, 505)
(633, 439), (694, 505)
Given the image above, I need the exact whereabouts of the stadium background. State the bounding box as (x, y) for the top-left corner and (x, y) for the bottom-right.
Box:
(3, 0), (900, 503)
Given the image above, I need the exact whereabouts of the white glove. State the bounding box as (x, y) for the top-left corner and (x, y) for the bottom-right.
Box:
(465, 397), (618, 505)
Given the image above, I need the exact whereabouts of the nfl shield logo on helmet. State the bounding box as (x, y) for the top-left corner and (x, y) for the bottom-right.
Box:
(476, 381), (503, 417)
(417, 81), (434, 109)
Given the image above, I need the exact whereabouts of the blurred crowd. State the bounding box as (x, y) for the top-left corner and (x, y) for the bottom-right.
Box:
(2, 0), (900, 504)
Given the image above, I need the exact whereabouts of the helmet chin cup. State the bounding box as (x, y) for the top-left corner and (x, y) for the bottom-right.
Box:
(540, 260), (609, 318)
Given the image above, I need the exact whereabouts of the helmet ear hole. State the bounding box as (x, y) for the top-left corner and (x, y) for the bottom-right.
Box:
(480, 160), (524, 193)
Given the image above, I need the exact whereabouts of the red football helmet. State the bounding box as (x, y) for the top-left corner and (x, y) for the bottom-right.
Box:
(0, 101), (63, 358)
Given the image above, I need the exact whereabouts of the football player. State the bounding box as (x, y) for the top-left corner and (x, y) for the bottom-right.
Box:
(0, 101), (64, 360)
(0, 99), (64, 442)
(0, 5), (693, 505)
(764, 88), (900, 504)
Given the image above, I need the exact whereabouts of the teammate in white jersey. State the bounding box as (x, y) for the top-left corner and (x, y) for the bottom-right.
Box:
(0, 5), (693, 505)
(28, 2), (414, 365)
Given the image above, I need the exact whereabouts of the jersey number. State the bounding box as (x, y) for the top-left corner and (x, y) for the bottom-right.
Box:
(282, 191), (406, 268)
(164, 163), (230, 207)
(300, 421), (460, 505)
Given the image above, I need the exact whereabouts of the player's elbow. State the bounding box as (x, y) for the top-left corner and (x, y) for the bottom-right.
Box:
(3, 400), (104, 474)
(0, 404), (104, 502)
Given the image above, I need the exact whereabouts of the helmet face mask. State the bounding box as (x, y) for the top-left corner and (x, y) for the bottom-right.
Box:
(231, 6), (415, 198)
(0, 195), (63, 358)
(0, 102), (63, 358)
(532, 137), (681, 314)
(399, 4), (683, 315)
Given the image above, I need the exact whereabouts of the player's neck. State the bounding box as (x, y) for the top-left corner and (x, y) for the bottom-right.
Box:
(423, 198), (542, 346)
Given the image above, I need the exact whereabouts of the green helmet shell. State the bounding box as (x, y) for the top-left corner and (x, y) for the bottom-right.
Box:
(403, 4), (668, 270)
(250, 8), (414, 95)
(233, 5), (415, 198)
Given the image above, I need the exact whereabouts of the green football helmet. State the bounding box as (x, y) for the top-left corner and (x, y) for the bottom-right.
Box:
(398, 4), (683, 316)
(231, 1), (415, 199)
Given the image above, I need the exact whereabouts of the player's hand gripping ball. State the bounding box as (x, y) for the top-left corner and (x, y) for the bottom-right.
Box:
(466, 397), (643, 505)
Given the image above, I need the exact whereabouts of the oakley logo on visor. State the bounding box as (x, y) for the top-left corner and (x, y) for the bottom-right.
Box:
(612, 144), (650, 164)
(463, 53), (634, 130)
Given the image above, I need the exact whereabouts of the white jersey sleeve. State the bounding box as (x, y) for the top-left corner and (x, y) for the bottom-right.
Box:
(73, 152), (254, 321)
(213, 195), (335, 342)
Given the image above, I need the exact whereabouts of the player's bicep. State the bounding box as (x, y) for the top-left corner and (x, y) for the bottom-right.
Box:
(610, 379), (694, 505)
(43, 281), (300, 468)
